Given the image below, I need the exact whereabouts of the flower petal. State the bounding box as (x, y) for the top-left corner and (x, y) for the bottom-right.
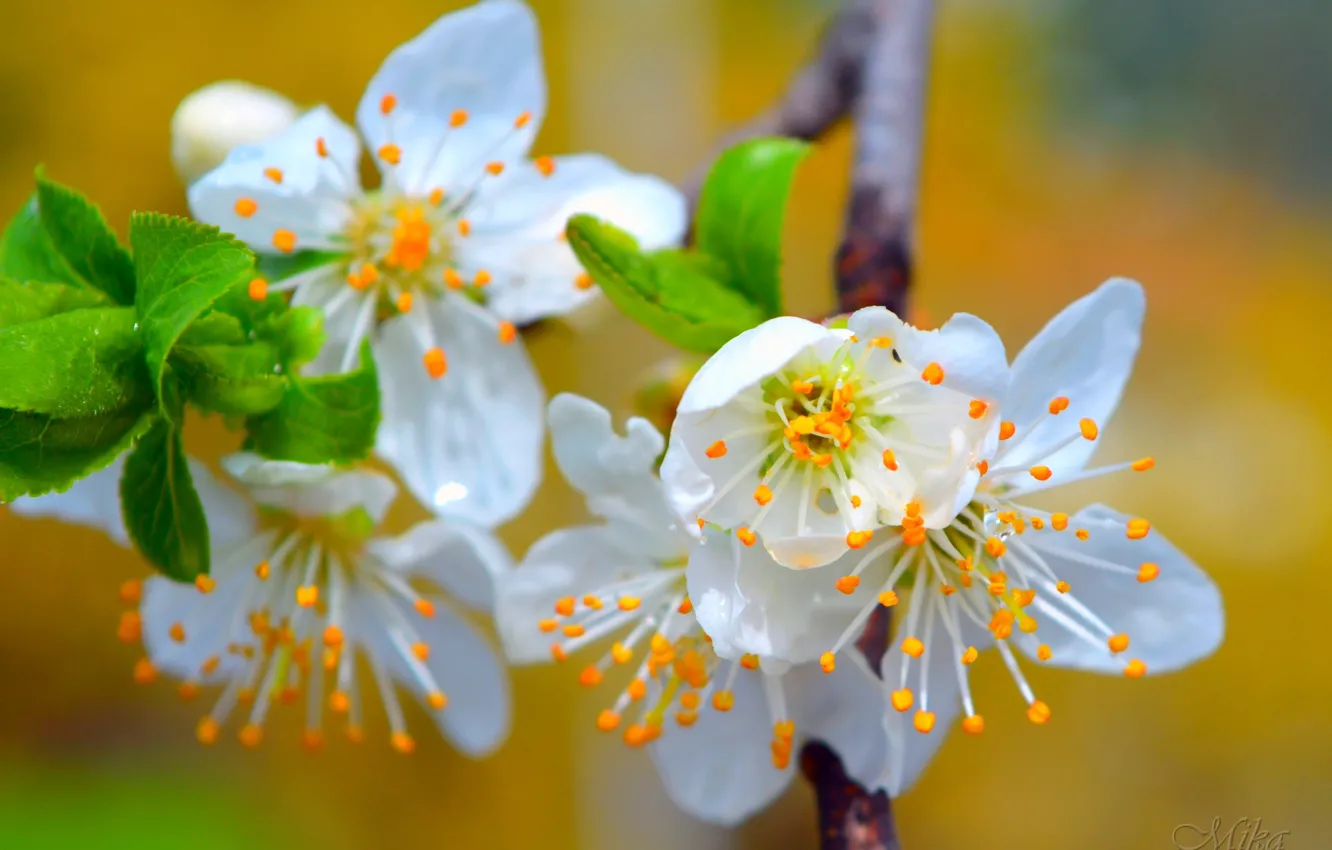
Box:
(648, 670), (793, 825)
(1014, 503), (1223, 674)
(187, 105), (359, 253)
(548, 392), (685, 560)
(9, 457), (130, 545)
(999, 279), (1146, 486)
(357, 0), (545, 195)
(687, 531), (870, 665)
(848, 308), (1009, 404)
(460, 155), (687, 324)
(496, 525), (656, 663)
(786, 654), (890, 789)
(367, 519), (512, 612)
(374, 294), (544, 527)
(352, 592), (512, 757)
(220, 453), (397, 524)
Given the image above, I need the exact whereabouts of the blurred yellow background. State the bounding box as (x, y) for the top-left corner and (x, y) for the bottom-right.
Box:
(2, 0), (1328, 847)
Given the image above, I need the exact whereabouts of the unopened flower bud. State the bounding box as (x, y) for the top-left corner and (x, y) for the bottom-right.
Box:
(170, 81), (299, 185)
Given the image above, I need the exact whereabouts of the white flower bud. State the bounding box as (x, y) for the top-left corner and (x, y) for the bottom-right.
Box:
(170, 81), (299, 186)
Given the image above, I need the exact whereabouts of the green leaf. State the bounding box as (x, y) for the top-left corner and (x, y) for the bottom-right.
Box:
(244, 342), (380, 463)
(119, 417), (209, 580)
(0, 277), (112, 329)
(35, 173), (136, 305)
(693, 137), (810, 317)
(176, 311), (248, 347)
(173, 340), (287, 416)
(567, 214), (767, 353)
(130, 214), (255, 420)
(0, 196), (80, 286)
(0, 406), (155, 500)
(0, 307), (151, 418)
(210, 288), (326, 371)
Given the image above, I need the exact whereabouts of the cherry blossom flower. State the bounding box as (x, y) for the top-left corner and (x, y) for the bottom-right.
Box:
(187, 0), (686, 526)
(496, 393), (888, 824)
(682, 279), (1225, 795)
(14, 454), (513, 755)
(660, 308), (1008, 569)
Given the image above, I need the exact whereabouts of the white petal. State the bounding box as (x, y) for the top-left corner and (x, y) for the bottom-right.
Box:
(357, 0), (545, 195)
(999, 279), (1146, 485)
(658, 434), (712, 536)
(188, 459), (258, 548)
(187, 105), (359, 253)
(677, 316), (838, 417)
(140, 563), (258, 683)
(367, 519), (512, 612)
(848, 308), (1009, 404)
(374, 294), (544, 527)
(461, 155), (687, 324)
(648, 670), (793, 825)
(9, 457), (129, 545)
(786, 654), (890, 789)
(220, 453), (397, 524)
(548, 393), (685, 560)
(1014, 504), (1223, 674)
(495, 525), (655, 663)
(288, 268), (370, 376)
(687, 531), (870, 665)
(352, 591), (512, 757)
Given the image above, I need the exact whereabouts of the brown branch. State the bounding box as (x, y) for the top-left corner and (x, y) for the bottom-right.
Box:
(801, 742), (902, 850)
(834, 0), (936, 317)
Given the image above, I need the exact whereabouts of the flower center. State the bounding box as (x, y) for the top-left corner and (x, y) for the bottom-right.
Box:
(343, 193), (458, 300)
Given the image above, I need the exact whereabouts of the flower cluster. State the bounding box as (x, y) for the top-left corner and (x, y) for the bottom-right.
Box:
(7, 0), (1224, 833)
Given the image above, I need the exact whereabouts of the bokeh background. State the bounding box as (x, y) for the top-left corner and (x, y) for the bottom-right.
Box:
(1, 0), (1329, 847)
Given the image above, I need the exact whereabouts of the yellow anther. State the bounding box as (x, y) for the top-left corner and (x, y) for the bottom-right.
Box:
(1138, 562), (1160, 583)
(834, 575), (860, 595)
(449, 109), (468, 127)
(296, 586), (318, 608)
(597, 709), (620, 731)
(921, 362), (945, 385)
(819, 652), (835, 674)
(117, 611), (142, 644)
(1048, 396), (1070, 414)
(457, 218), (471, 237)
(1030, 465), (1052, 481)
(396, 292), (413, 313)
(323, 625), (344, 649)
(1132, 457), (1156, 472)
(878, 590), (899, 607)
(234, 197), (257, 218)
(1124, 659), (1147, 678)
(736, 526), (757, 547)
(999, 421), (1016, 440)
(169, 622), (186, 643)
(196, 716), (220, 745)
(610, 642), (633, 664)
(754, 484), (773, 506)
(969, 400), (988, 419)
(133, 657), (157, 684)
(316, 137), (329, 158)
(712, 690), (735, 712)
(705, 440), (727, 459)
(1108, 633), (1130, 654)
(177, 682), (200, 701)
(740, 653), (760, 670)
(239, 724), (264, 748)
(550, 644), (567, 662)
(1037, 644), (1052, 661)
(1018, 615), (1038, 634)
(913, 710), (936, 734)
(194, 575), (215, 594)
(254, 560), (269, 580)
(1056, 580), (1071, 593)
(1051, 513), (1069, 531)
(901, 637), (924, 658)
(890, 688), (913, 712)
(961, 646), (979, 665)
(263, 167), (283, 184)
(1080, 418), (1099, 440)
(881, 448), (898, 471)
(1030, 516), (1045, 530)
(791, 379), (815, 394)
(1027, 700), (1052, 725)
(962, 715), (985, 735)
(272, 229), (296, 253)
(985, 536), (1007, 558)
(627, 678), (647, 701)
(574, 272), (594, 290)
(390, 732), (416, 754)
(1127, 518), (1151, 539)
(678, 597), (693, 614)
(578, 665), (603, 687)
(414, 598), (436, 618)
(562, 624), (585, 638)
(534, 156), (555, 176)
(423, 347), (448, 379)
(379, 93), (397, 115)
